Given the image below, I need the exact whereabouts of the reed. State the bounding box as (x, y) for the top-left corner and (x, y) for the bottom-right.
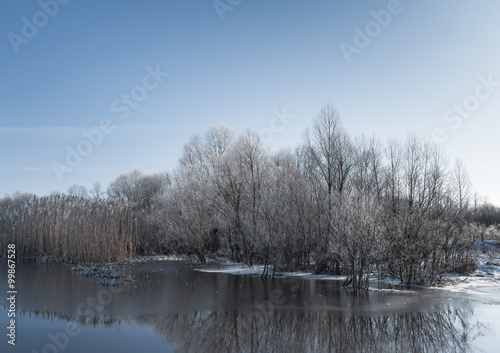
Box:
(0, 194), (137, 263)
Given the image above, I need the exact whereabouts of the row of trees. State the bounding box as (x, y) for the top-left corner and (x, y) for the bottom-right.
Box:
(146, 106), (487, 290)
(1, 104), (499, 290)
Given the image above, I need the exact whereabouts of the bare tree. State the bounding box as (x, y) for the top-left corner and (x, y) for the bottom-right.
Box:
(90, 182), (102, 199)
(453, 158), (471, 214)
(303, 104), (354, 273)
(67, 184), (88, 198)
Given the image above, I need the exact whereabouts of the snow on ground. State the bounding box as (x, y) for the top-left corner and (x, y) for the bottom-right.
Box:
(196, 241), (500, 295)
(436, 241), (500, 294)
(372, 241), (500, 295)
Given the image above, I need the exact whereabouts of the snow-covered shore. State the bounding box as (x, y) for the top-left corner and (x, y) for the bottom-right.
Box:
(195, 241), (500, 295)
(434, 241), (500, 294)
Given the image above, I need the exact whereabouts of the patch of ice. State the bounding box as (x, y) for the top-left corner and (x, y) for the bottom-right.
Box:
(135, 254), (195, 262)
(197, 265), (264, 276)
(197, 265), (350, 283)
(276, 272), (347, 281)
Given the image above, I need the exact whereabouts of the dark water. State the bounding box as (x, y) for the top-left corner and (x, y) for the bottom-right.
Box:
(1, 260), (500, 353)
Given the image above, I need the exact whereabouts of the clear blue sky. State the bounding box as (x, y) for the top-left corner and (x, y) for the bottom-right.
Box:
(1, 0), (499, 205)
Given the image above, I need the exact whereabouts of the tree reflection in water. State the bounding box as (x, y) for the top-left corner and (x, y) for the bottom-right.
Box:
(9, 303), (489, 352)
(137, 305), (486, 353)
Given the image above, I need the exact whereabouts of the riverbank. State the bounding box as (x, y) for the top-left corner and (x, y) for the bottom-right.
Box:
(194, 241), (500, 294)
(435, 241), (500, 294)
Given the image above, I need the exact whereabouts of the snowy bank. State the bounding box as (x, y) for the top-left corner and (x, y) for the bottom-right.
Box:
(435, 241), (500, 294)
(195, 241), (500, 295)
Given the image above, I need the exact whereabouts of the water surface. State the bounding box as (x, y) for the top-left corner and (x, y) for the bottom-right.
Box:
(1, 260), (500, 352)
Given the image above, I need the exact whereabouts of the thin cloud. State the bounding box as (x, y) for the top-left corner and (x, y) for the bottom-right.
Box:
(0, 167), (122, 173)
(0, 125), (205, 135)
(0, 167), (54, 172)
(118, 124), (209, 131)
(0, 126), (83, 137)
